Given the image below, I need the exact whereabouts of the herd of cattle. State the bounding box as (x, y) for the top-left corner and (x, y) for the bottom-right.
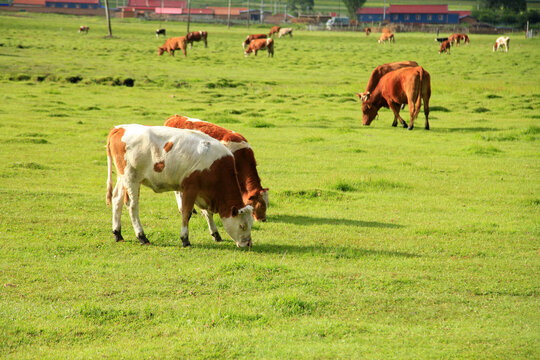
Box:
(97, 24), (512, 247)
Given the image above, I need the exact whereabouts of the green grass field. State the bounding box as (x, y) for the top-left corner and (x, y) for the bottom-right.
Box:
(1, 12), (539, 359)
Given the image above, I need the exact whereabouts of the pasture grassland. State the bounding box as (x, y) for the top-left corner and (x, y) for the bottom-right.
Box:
(0, 12), (539, 359)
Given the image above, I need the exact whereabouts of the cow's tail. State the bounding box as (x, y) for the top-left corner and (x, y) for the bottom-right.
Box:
(414, 68), (423, 119)
(106, 138), (113, 206)
(506, 38), (510, 51)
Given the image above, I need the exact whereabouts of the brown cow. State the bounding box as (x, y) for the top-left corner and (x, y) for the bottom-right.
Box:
(358, 61), (419, 102)
(459, 33), (470, 45)
(186, 31), (208, 48)
(243, 34), (267, 50)
(165, 115), (269, 223)
(158, 37), (187, 57)
(78, 26), (89, 34)
(106, 125), (254, 247)
(356, 66), (431, 130)
(244, 38), (274, 57)
(448, 33), (461, 46)
(365, 27), (371, 36)
(439, 40), (451, 54)
(378, 32), (395, 43)
(268, 26), (280, 37)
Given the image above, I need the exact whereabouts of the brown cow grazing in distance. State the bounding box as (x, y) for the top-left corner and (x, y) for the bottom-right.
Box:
(365, 27), (371, 36)
(378, 32), (395, 43)
(357, 66), (431, 130)
(186, 31), (208, 48)
(449, 33), (461, 46)
(439, 40), (451, 54)
(278, 28), (293, 38)
(245, 38), (274, 57)
(358, 61), (419, 102)
(268, 26), (280, 37)
(243, 34), (267, 49)
(106, 125), (254, 247)
(158, 37), (187, 57)
(165, 115), (269, 223)
(78, 26), (89, 34)
(460, 34), (470, 45)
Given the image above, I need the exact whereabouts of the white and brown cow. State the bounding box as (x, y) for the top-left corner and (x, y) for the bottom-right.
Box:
(165, 115), (269, 222)
(493, 36), (510, 53)
(244, 38), (274, 57)
(278, 28), (293, 38)
(106, 125), (254, 247)
(378, 32), (395, 43)
(242, 33), (267, 50)
(78, 26), (89, 34)
(186, 31), (208, 48)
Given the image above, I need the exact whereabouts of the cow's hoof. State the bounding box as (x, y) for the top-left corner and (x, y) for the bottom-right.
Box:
(212, 232), (222, 242)
(113, 230), (124, 242)
(425, 126), (430, 130)
(392, 123), (398, 127)
(402, 123), (408, 128)
(408, 126), (414, 131)
(181, 237), (191, 247)
(138, 234), (150, 245)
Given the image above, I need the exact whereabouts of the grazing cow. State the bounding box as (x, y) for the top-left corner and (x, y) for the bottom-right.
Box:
(358, 61), (419, 102)
(158, 37), (187, 57)
(378, 32), (395, 43)
(356, 66), (431, 130)
(186, 31), (208, 48)
(244, 38), (274, 57)
(106, 125), (254, 247)
(242, 34), (267, 49)
(493, 36), (510, 53)
(435, 37), (448, 43)
(164, 115), (269, 222)
(460, 33), (470, 45)
(156, 28), (166, 38)
(439, 40), (451, 54)
(449, 33), (461, 46)
(365, 27), (371, 36)
(278, 28), (293, 38)
(382, 27), (392, 34)
(268, 26), (280, 37)
(78, 26), (89, 34)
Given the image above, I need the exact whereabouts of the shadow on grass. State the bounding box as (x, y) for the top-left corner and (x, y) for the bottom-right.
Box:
(271, 214), (403, 229)
(432, 127), (499, 133)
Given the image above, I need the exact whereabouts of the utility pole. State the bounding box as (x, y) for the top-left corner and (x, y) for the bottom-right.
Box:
(227, 0), (232, 29)
(104, 0), (112, 37)
(186, 0), (191, 33)
(247, 0), (250, 28)
(260, 0), (264, 24)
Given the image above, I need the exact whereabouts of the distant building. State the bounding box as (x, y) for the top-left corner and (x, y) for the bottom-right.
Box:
(45, 0), (99, 9)
(357, 4), (471, 25)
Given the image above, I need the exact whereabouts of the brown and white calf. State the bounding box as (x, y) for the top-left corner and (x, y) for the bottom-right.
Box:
(106, 125), (254, 247)
(460, 34), (470, 45)
(158, 37), (187, 57)
(493, 36), (510, 53)
(156, 28), (166, 38)
(186, 31), (208, 48)
(242, 34), (267, 49)
(378, 32), (395, 43)
(278, 28), (293, 38)
(439, 40), (451, 54)
(78, 26), (89, 34)
(365, 27), (371, 36)
(268, 26), (280, 37)
(358, 61), (419, 102)
(244, 38), (274, 57)
(165, 115), (269, 222)
(448, 33), (461, 46)
(357, 66), (431, 130)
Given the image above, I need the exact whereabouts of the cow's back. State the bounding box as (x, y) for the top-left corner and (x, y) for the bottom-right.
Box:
(366, 61), (419, 93)
(165, 115), (248, 144)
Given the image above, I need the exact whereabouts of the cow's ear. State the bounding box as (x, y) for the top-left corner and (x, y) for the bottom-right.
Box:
(231, 207), (239, 217)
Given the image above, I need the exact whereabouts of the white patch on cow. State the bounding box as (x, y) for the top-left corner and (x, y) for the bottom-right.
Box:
(222, 140), (251, 153)
(221, 205), (254, 247)
(266, 38), (271, 46)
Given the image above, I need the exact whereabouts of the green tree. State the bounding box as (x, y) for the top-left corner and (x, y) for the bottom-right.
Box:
(481, 0), (526, 12)
(287, 0), (314, 13)
(342, 0), (367, 20)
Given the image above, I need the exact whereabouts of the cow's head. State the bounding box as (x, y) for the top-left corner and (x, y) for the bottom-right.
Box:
(221, 205), (254, 247)
(247, 188), (269, 222)
(158, 46), (165, 56)
(361, 100), (378, 126)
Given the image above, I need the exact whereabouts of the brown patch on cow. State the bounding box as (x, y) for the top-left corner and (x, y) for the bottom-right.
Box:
(154, 161), (165, 172)
(163, 141), (173, 152)
(165, 115), (248, 143)
(107, 127), (127, 174)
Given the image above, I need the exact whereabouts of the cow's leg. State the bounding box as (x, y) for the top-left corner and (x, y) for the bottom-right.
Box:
(254, 50), (258, 56)
(174, 191), (197, 217)
(204, 38), (207, 48)
(180, 192), (197, 247)
(200, 209), (222, 242)
(407, 99), (420, 131)
(389, 102), (408, 128)
(182, 47), (186, 57)
(111, 178), (125, 242)
(125, 182), (150, 244)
